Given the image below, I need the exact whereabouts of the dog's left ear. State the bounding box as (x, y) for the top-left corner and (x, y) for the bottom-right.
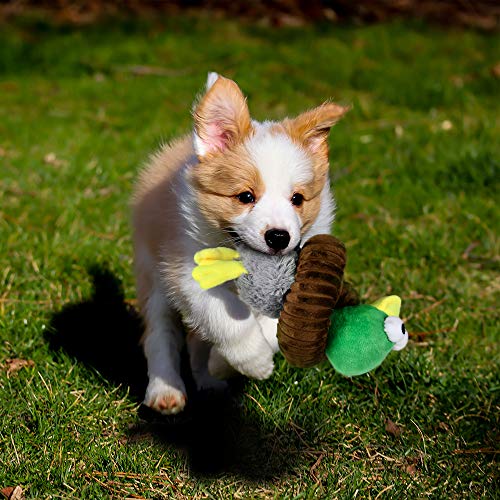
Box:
(193, 73), (252, 159)
(282, 102), (350, 158)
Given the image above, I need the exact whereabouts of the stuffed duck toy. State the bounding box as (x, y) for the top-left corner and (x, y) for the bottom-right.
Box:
(192, 235), (408, 376)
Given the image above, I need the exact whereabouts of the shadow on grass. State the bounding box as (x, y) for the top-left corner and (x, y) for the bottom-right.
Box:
(47, 265), (301, 478)
(47, 266), (148, 397)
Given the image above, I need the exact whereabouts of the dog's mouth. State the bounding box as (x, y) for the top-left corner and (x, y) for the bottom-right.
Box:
(226, 228), (239, 241)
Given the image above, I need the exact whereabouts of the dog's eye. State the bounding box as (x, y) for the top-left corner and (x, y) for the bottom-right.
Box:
(237, 191), (255, 204)
(291, 193), (304, 207)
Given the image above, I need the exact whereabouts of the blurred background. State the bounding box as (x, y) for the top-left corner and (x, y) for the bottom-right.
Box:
(1, 0), (499, 29)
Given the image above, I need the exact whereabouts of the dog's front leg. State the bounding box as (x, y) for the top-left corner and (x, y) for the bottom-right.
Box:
(207, 320), (275, 380)
(208, 314), (280, 379)
(141, 284), (186, 415)
(186, 329), (233, 390)
(211, 314), (280, 379)
(185, 284), (276, 380)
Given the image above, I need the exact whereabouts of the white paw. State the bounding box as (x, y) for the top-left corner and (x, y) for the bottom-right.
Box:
(238, 356), (274, 380)
(228, 349), (275, 380)
(384, 316), (409, 351)
(144, 378), (187, 415)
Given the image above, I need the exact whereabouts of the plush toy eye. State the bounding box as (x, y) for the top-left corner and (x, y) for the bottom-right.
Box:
(237, 191), (255, 204)
(384, 316), (408, 351)
(291, 193), (304, 207)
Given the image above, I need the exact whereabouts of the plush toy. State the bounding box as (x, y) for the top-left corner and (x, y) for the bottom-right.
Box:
(192, 234), (408, 376)
(193, 245), (297, 318)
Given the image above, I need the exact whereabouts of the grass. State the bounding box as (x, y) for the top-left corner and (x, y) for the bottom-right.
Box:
(1, 12), (499, 499)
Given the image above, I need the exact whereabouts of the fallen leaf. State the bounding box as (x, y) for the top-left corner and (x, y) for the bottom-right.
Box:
(0, 488), (13, 499)
(405, 464), (417, 475)
(43, 153), (67, 168)
(3, 358), (35, 377)
(491, 63), (500, 79)
(275, 14), (305, 27)
(441, 120), (453, 131)
(1, 486), (24, 500)
(385, 418), (402, 437)
(462, 241), (480, 260)
(323, 8), (338, 21)
(395, 124), (404, 137)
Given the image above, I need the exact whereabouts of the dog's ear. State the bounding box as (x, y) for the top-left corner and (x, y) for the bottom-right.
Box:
(282, 102), (350, 158)
(193, 73), (252, 159)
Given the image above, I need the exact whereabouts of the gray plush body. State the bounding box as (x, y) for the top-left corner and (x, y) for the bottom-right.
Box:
(235, 244), (298, 318)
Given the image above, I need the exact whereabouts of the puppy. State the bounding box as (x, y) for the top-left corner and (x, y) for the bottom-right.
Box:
(132, 73), (348, 414)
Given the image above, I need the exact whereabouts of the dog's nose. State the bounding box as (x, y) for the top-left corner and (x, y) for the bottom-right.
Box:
(265, 229), (290, 251)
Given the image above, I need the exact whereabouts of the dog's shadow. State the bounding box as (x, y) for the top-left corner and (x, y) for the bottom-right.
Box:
(47, 266), (301, 478)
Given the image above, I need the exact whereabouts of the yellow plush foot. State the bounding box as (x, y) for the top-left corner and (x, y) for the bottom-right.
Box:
(192, 247), (248, 290)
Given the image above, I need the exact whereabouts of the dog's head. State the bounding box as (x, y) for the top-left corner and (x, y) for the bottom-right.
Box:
(190, 73), (349, 255)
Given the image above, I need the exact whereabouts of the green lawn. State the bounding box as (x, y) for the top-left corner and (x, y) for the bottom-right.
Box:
(1, 13), (498, 499)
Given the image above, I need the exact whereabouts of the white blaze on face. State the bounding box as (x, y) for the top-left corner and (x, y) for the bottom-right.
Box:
(232, 125), (314, 254)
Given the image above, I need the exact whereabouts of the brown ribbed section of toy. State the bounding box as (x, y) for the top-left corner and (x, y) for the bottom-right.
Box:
(277, 234), (360, 367)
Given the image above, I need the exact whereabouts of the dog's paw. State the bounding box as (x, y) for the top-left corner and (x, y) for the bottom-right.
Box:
(223, 348), (274, 380)
(144, 378), (187, 415)
(237, 355), (274, 380)
(208, 347), (238, 380)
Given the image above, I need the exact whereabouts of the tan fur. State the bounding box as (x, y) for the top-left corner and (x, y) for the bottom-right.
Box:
(189, 142), (265, 229)
(270, 102), (349, 234)
(295, 185), (323, 235)
(280, 102), (350, 162)
(194, 76), (253, 156)
(132, 135), (195, 311)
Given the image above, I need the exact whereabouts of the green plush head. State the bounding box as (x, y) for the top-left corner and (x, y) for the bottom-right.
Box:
(325, 296), (408, 377)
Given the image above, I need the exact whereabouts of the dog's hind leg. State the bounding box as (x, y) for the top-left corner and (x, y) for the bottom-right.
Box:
(141, 283), (187, 415)
(186, 330), (231, 391)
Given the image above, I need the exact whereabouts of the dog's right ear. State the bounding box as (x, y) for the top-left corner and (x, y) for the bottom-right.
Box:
(193, 73), (252, 159)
